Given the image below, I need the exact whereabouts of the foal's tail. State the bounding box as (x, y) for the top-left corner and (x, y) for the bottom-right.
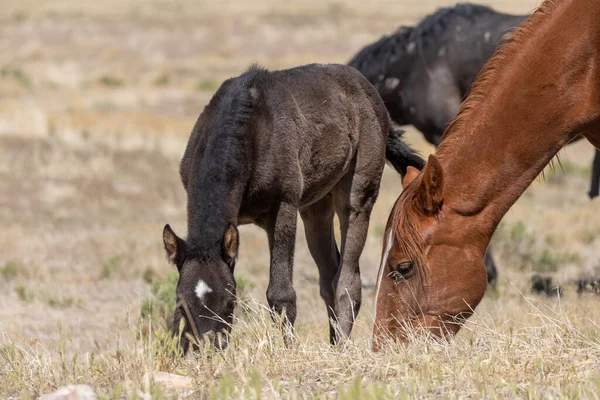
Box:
(386, 125), (426, 176)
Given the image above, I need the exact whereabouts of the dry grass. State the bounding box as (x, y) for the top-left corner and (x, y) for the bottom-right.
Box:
(2, 0), (600, 398)
(2, 292), (600, 398)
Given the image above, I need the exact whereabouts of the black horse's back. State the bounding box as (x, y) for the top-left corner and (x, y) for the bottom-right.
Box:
(349, 4), (524, 88)
(348, 26), (413, 85)
(349, 3), (526, 133)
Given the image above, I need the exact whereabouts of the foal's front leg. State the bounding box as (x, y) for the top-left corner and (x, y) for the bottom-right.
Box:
(334, 172), (380, 341)
(265, 201), (298, 338)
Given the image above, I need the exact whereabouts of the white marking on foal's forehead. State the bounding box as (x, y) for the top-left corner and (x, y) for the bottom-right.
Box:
(195, 280), (213, 301)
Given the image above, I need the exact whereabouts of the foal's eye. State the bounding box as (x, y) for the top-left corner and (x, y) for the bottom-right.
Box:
(389, 262), (415, 282)
(227, 301), (236, 315)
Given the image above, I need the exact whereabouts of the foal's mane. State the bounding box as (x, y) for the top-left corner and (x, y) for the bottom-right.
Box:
(388, 179), (426, 267)
(185, 66), (265, 251)
(438, 0), (560, 146)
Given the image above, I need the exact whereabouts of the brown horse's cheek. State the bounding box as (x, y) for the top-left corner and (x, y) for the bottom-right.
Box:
(446, 259), (488, 318)
(372, 278), (395, 351)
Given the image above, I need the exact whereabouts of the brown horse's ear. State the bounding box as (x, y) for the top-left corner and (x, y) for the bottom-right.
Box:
(163, 224), (185, 265)
(403, 166), (420, 188)
(222, 224), (239, 269)
(414, 155), (444, 215)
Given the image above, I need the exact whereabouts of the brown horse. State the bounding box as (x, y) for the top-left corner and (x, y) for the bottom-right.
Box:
(372, 0), (600, 350)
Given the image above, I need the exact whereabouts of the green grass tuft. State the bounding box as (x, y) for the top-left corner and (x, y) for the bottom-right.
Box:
(100, 254), (131, 279)
(196, 78), (219, 92)
(15, 285), (35, 302)
(1, 260), (23, 280)
(1, 66), (31, 87)
(140, 271), (179, 332)
(98, 75), (124, 87)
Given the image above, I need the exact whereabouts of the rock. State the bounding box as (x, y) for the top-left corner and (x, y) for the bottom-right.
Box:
(146, 371), (193, 389)
(41, 384), (97, 400)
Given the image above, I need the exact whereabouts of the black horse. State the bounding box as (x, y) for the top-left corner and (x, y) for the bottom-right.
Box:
(349, 4), (525, 146)
(349, 3), (600, 286)
(163, 64), (424, 350)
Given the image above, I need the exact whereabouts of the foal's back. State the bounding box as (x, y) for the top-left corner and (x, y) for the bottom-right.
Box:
(241, 64), (390, 212)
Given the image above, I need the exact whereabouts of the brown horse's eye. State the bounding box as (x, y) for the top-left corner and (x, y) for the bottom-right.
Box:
(389, 262), (415, 282)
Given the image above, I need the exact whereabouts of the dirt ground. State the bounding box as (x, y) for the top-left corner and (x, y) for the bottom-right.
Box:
(1, 0), (599, 398)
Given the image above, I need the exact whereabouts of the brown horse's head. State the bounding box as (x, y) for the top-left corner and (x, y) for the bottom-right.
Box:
(372, 155), (488, 350)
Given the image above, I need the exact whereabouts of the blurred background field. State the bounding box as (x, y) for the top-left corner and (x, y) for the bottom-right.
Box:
(1, 0), (600, 398)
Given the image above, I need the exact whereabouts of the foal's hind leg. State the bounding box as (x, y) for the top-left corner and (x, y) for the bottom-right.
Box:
(333, 166), (382, 340)
(299, 195), (340, 344)
(265, 201), (298, 339)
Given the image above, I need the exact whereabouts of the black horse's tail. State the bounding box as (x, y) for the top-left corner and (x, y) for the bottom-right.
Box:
(386, 125), (426, 176)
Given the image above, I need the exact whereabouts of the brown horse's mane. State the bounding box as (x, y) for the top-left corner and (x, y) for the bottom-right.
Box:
(438, 0), (562, 148)
(392, 0), (564, 261)
(389, 179), (426, 267)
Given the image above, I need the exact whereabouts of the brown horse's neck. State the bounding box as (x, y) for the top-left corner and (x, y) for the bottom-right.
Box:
(434, 0), (600, 251)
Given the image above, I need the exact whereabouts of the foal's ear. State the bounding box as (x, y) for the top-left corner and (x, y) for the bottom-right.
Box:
(403, 166), (421, 188)
(414, 155), (444, 215)
(163, 224), (185, 265)
(222, 224), (239, 269)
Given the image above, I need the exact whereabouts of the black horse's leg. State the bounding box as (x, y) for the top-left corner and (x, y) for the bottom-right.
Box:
(299, 195), (340, 345)
(333, 167), (380, 340)
(483, 248), (498, 288)
(589, 149), (600, 199)
(265, 201), (298, 341)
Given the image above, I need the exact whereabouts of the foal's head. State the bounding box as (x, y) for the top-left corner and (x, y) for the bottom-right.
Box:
(162, 224), (239, 351)
(372, 155), (488, 350)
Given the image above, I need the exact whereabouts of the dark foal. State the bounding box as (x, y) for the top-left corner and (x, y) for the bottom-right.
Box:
(163, 64), (424, 351)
